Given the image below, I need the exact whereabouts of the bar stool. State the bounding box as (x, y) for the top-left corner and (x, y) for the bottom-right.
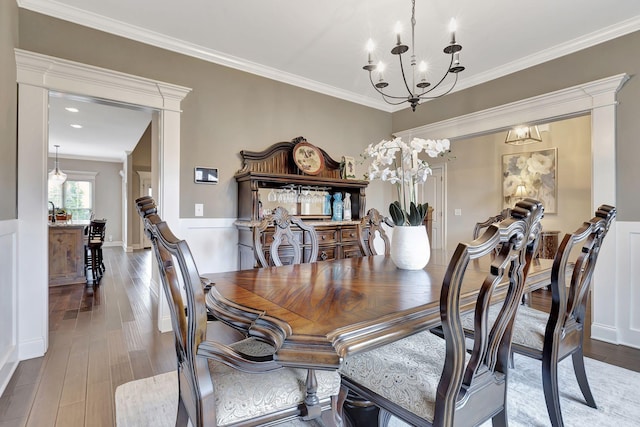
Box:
(85, 219), (107, 284)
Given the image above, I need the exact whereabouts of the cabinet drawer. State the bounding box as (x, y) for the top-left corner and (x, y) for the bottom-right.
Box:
(316, 246), (337, 262)
(342, 243), (364, 259)
(263, 230), (303, 245)
(316, 229), (338, 244)
(341, 226), (359, 242)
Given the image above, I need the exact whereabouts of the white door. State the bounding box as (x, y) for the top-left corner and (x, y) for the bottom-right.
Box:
(422, 164), (446, 250)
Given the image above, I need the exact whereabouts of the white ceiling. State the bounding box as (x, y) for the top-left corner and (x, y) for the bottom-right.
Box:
(48, 93), (152, 162)
(30, 0), (640, 160)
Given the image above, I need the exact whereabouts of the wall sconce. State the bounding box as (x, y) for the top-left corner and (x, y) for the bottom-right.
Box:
(505, 125), (542, 145)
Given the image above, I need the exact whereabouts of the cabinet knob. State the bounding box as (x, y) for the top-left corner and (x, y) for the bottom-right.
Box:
(321, 235), (326, 240)
(350, 232), (355, 237)
(320, 251), (328, 260)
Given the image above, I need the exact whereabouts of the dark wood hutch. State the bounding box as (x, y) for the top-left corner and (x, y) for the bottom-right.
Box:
(235, 137), (369, 270)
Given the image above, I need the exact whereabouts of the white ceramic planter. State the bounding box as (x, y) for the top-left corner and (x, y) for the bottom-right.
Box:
(390, 225), (431, 270)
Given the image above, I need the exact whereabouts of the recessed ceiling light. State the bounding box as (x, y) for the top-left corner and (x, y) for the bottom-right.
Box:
(65, 107), (79, 113)
(70, 124), (83, 129)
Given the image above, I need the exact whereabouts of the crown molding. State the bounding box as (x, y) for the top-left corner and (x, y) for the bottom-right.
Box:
(17, 0), (393, 112)
(18, 0), (640, 114)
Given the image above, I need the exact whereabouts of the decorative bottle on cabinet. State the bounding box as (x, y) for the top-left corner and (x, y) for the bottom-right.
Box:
(332, 193), (343, 221)
(343, 193), (352, 220)
(324, 192), (332, 216)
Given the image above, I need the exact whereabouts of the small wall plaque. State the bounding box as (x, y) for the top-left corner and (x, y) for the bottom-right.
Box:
(194, 167), (218, 184)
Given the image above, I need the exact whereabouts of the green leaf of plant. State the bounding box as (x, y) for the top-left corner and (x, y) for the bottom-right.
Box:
(389, 202), (405, 226)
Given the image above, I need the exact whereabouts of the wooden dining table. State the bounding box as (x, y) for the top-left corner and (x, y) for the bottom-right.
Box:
(204, 251), (553, 369)
(204, 252), (554, 371)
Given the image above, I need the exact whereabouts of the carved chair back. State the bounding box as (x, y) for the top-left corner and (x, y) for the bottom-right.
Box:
(472, 208), (512, 240)
(254, 206), (319, 267)
(435, 199), (543, 425)
(135, 198), (212, 426)
(549, 205), (615, 340)
(358, 208), (393, 256)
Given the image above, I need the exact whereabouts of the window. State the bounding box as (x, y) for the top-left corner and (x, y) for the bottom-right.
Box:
(48, 171), (97, 221)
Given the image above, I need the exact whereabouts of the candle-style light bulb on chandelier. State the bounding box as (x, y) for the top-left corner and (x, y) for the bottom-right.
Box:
(363, 0), (465, 112)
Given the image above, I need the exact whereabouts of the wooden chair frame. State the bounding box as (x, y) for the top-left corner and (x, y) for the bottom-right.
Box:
(358, 208), (394, 256)
(254, 206), (319, 267)
(135, 197), (340, 426)
(511, 204), (616, 427)
(339, 199), (544, 427)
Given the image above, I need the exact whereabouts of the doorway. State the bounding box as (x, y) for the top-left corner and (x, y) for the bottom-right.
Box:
(16, 49), (191, 358)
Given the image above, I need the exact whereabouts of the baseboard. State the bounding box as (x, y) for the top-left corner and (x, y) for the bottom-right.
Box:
(103, 240), (123, 248)
(0, 344), (19, 397)
(591, 322), (619, 344)
(18, 336), (46, 360)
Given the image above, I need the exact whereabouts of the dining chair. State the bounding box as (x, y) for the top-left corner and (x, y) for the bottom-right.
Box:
(254, 206), (319, 267)
(462, 204), (616, 427)
(358, 208), (394, 256)
(339, 199), (544, 427)
(473, 208), (512, 240)
(136, 197), (342, 427)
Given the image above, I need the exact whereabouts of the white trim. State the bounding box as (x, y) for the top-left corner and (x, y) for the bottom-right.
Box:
(396, 74), (630, 346)
(16, 49), (191, 356)
(0, 219), (19, 396)
(18, 1), (640, 113)
(614, 221), (640, 349)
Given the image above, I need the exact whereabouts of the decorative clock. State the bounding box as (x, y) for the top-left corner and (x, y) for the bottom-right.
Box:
(293, 141), (325, 175)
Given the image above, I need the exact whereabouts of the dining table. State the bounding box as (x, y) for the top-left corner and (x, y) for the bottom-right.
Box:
(204, 252), (553, 370)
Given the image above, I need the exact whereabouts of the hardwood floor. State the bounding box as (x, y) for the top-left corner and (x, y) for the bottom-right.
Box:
(1, 248), (639, 426)
(0, 248), (174, 427)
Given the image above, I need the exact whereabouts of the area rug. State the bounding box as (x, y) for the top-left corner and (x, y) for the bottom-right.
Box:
(116, 355), (640, 426)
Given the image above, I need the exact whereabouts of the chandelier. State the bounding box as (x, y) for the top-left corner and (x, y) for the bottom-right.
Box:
(363, 0), (465, 112)
(504, 125), (542, 145)
(48, 144), (67, 184)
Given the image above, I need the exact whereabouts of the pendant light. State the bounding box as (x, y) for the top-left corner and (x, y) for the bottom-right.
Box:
(48, 144), (67, 184)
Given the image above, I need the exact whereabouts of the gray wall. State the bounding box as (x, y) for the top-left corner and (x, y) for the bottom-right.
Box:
(0, 0), (18, 220)
(393, 30), (640, 221)
(47, 157), (124, 243)
(18, 10), (392, 219)
(430, 116), (592, 248)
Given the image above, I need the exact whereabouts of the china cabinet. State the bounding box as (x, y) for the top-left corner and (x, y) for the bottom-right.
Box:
(235, 137), (369, 269)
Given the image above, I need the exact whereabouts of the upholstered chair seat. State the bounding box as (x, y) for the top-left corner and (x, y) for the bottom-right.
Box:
(460, 305), (549, 353)
(211, 338), (340, 426)
(340, 330), (470, 423)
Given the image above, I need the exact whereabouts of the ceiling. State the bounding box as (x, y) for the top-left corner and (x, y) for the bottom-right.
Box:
(31, 0), (640, 161)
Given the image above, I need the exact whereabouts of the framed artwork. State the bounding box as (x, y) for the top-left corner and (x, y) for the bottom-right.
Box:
(502, 148), (557, 213)
(293, 141), (325, 175)
(342, 156), (356, 179)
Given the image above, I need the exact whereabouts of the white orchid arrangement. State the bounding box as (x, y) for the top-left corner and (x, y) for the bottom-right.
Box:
(363, 137), (451, 226)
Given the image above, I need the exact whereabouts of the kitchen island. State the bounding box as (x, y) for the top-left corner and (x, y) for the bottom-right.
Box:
(49, 223), (87, 286)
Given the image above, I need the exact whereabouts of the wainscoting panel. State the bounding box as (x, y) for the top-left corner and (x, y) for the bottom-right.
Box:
(0, 220), (19, 396)
(180, 218), (239, 274)
(616, 221), (640, 349)
(153, 218), (238, 334)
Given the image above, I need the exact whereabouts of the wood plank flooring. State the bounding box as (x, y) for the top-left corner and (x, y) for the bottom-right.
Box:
(1, 248), (639, 426)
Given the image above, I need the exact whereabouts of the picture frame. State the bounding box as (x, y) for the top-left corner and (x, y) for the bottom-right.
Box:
(502, 148), (557, 213)
(342, 155), (356, 179)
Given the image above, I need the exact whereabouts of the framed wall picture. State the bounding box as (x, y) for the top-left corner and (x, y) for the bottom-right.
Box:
(502, 148), (557, 213)
(342, 156), (356, 179)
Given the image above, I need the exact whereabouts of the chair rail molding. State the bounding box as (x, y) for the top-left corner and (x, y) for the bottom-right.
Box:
(16, 49), (191, 357)
(396, 73), (635, 348)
